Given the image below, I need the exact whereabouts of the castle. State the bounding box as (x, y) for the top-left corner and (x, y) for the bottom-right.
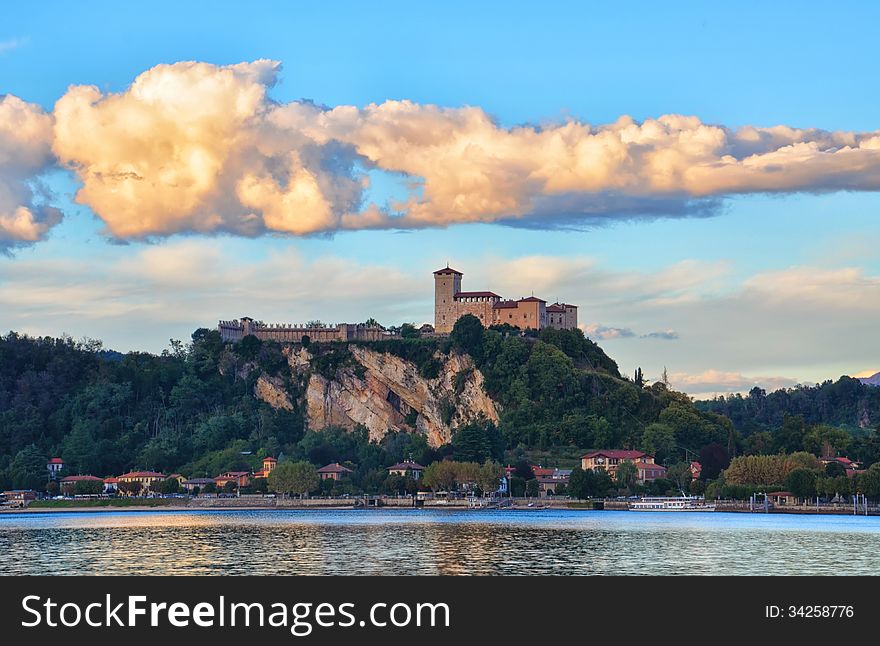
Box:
(433, 265), (577, 334)
(218, 318), (386, 343)
(219, 264), (578, 342)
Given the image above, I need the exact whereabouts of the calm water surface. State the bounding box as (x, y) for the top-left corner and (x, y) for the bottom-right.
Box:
(1, 509), (879, 575)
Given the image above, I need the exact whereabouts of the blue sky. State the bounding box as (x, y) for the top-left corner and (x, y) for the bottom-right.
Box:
(1, 1), (879, 397)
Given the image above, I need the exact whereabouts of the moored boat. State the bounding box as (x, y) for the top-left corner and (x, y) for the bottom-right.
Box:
(629, 496), (716, 511)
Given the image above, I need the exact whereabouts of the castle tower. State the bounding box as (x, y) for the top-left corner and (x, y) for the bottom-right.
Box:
(434, 265), (463, 334)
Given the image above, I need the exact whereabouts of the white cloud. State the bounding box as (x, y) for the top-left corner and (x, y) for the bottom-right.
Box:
(668, 370), (802, 399)
(0, 38), (27, 54)
(0, 95), (60, 249)
(6, 58), (869, 242)
(582, 324), (636, 340)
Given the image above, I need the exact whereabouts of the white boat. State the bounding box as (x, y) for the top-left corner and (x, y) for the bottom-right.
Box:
(629, 495), (716, 512)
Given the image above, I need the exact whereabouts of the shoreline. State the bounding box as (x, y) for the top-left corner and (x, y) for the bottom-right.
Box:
(3, 503), (878, 517)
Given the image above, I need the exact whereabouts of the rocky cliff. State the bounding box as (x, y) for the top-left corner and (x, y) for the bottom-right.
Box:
(253, 344), (499, 447)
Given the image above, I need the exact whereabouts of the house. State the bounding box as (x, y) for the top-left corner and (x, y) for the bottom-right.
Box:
(166, 473), (187, 485)
(103, 477), (118, 494)
(215, 471), (250, 489)
(581, 450), (665, 484)
(2, 490), (37, 506)
(388, 461), (425, 480)
(60, 475), (104, 494)
(317, 463), (353, 481)
(182, 478), (216, 492)
(634, 461), (667, 483)
(47, 457), (64, 478)
(690, 461), (702, 480)
(117, 471), (167, 493)
(536, 469), (573, 497)
(820, 456), (861, 474)
(253, 456), (278, 479)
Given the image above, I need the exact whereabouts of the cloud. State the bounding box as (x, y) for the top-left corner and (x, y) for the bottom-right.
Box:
(582, 324), (636, 340)
(0, 58), (865, 241)
(668, 370), (802, 399)
(641, 329), (679, 340)
(0, 95), (61, 250)
(0, 38), (27, 54)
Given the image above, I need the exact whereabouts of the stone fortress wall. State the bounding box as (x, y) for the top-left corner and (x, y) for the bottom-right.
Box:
(219, 317), (387, 343)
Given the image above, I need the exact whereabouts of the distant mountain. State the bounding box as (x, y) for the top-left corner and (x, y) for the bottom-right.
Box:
(859, 372), (880, 387)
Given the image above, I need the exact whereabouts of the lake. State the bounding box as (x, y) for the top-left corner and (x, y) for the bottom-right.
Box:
(1, 509), (879, 575)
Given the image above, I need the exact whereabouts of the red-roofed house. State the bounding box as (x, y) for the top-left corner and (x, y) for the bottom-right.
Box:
(215, 471), (250, 489)
(118, 471), (167, 492)
(254, 456), (278, 479)
(388, 461), (425, 480)
(690, 461), (702, 480)
(60, 475), (104, 494)
(47, 457), (64, 478)
(317, 463), (353, 481)
(103, 477), (118, 494)
(582, 450), (665, 482)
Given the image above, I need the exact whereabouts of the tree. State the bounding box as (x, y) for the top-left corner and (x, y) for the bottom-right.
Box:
(74, 479), (104, 495)
(615, 461), (638, 492)
(786, 468), (817, 500)
(452, 420), (502, 463)
(634, 367), (645, 388)
(525, 479), (539, 497)
(858, 465), (880, 501)
(118, 481), (142, 496)
(300, 335), (311, 348)
(803, 424), (851, 457)
(477, 461), (504, 496)
(9, 445), (47, 490)
(698, 443), (730, 480)
(825, 461), (847, 478)
(666, 462), (692, 493)
(399, 323), (420, 339)
(268, 461), (319, 498)
(449, 314), (484, 362)
(159, 478), (180, 494)
(422, 461), (459, 492)
(223, 480), (238, 494)
(640, 423), (676, 464)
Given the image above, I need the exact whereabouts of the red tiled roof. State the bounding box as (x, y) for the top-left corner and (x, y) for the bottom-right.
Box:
(48, 458), (64, 464)
(388, 461), (425, 471)
(582, 450), (648, 460)
(546, 304), (565, 313)
(454, 291), (500, 299)
(103, 478), (119, 484)
(60, 475), (103, 482)
(263, 457), (278, 463)
(493, 300), (519, 309)
(433, 267), (463, 275)
(767, 491), (793, 497)
(518, 296), (546, 303)
(531, 466), (555, 477)
(317, 463), (353, 474)
(118, 471), (166, 479)
(635, 461), (666, 470)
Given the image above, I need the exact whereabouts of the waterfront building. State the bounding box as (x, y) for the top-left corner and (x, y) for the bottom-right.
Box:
(2, 490), (37, 506)
(387, 461), (425, 480)
(182, 478), (216, 492)
(117, 471), (167, 493)
(59, 475), (104, 494)
(215, 471), (250, 489)
(254, 456), (278, 479)
(317, 463), (353, 481)
(581, 450), (666, 483)
(103, 477), (118, 494)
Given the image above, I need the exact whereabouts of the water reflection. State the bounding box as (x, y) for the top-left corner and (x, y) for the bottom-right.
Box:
(1, 509), (879, 575)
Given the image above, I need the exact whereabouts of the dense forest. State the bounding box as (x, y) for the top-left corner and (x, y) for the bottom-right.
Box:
(2, 316), (878, 497)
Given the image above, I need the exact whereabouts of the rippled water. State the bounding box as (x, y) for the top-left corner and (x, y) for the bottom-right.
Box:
(2, 509), (879, 575)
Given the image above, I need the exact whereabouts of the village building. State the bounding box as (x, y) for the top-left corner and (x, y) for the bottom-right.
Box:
(433, 265), (578, 334)
(2, 490), (37, 506)
(182, 478), (216, 493)
(317, 463), (353, 481)
(581, 450), (666, 483)
(388, 461), (425, 480)
(254, 457), (278, 479)
(219, 319), (387, 343)
(215, 471), (250, 489)
(690, 461), (702, 480)
(60, 475), (104, 494)
(103, 477), (118, 494)
(117, 471), (167, 493)
(47, 457), (64, 478)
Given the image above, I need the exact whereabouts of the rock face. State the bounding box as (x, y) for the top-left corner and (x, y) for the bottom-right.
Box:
(254, 344), (499, 447)
(254, 374), (294, 411)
